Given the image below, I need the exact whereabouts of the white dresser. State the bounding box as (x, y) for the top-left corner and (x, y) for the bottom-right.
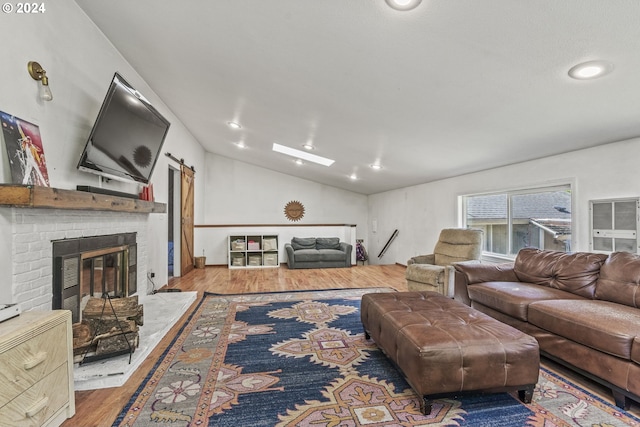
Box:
(0, 310), (75, 427)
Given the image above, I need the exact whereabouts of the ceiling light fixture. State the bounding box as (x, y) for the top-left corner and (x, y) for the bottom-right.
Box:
(349, 173), (358, 180)
(272, 143), (335, 167)
(234, 141), (247, 149)
(27, 61), (53, 101)
(302, 143), (315, 150)
(295, 159), (304, 165)
(568, 60), (614, 80)
(385, 0), (422, 11)
(227, 121), (242, 129)
(370, 163), (383, 170)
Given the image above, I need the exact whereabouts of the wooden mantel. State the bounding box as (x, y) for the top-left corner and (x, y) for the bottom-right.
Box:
(0, 185), (166, 213)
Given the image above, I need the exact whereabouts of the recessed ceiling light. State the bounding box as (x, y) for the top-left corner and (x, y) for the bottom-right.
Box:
(370, 163), (383, 170)
(302, 143), (315, 150)
(568, 60), (614, 80)
(234, 141), (247, 149)
(385, 0), (422, 11)
(272, 143), (335, 167)
(227, 121), (242, 130)
(295, 159), (304, 165)
(349, 173), (358, 180)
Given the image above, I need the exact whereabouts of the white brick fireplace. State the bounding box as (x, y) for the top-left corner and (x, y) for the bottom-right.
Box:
(0, 207), (150, 311)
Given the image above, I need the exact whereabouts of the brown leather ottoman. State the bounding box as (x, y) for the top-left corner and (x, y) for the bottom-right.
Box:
(361, 291), (539, 415)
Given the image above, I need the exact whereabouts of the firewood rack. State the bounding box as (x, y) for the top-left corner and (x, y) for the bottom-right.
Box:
(78, 292), (134, 365)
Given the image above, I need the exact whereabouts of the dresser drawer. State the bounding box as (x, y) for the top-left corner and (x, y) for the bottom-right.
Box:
(0, 363), (70, 427)
(0, 321), (68, 407)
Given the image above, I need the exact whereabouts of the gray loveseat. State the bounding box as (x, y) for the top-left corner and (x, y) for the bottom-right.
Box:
(285, 237), (352, 269)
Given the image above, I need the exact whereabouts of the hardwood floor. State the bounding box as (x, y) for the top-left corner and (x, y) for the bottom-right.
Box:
(63, 264), (640, 426)
(62, 264), (408, 427)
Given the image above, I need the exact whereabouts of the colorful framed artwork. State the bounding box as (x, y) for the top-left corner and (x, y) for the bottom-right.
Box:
(0, 111), (50, 186)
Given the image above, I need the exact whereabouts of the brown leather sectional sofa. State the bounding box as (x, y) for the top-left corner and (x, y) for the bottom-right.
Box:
(454, 248), (640, 409)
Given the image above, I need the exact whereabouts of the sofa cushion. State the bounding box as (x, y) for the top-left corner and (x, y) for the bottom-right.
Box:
(551, 251), (608, 298)
(293, 249), (319, 262)
(291, 237), (316, 250)
(316, 237), (340, 250)
(528, 299), (640, 360)
(514, 248), (561, 286)
(514, 248), (607, 298)
(595, 251), (640, 308)
(468, 281), (583, 321)
(316, 249), (349, 262)
(294, 249), (346, 262)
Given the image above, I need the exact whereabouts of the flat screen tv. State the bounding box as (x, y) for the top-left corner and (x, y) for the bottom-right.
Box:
(77, 72), (170, 184)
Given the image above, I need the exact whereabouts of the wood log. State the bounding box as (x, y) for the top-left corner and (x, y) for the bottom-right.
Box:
(73, 322), (92, 346)
(135, 303), (144, 326)
(86, 318), (137, 336)
(72, 295), (144, 360)
(74, 332), (139, 363)
(96, 332), (139, 355)
(83, 295), (139, 317)
(72, 319), (138, 355)
(73, 322), (94, 355)
(83, 295), (143, 325)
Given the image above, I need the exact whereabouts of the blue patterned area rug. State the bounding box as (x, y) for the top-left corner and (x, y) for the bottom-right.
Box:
(114, 288), (640, 426)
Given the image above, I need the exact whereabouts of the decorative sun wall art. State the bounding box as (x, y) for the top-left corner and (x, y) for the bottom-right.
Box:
(284, 200), (305, 222)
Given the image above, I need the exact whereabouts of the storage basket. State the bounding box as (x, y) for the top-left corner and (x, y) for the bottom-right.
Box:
(263, 253), (278, 266)
(263, 238), (277, 251)
(231, 240), (246, 251)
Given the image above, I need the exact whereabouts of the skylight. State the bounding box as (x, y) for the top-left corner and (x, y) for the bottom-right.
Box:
(272, 143), (335, 167)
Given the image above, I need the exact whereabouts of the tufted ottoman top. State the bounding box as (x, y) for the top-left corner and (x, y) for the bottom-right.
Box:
(361, 291), (540, 398)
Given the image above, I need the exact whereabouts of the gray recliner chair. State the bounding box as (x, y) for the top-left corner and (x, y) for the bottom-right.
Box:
(405, 228), (483, 297)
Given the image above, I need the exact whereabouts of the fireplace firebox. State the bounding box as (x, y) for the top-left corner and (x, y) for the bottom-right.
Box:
(52, 233), (137, 322)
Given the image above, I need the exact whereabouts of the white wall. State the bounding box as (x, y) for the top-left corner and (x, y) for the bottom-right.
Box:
(0, 2), (205, 290)
(368, 137), (640, 265)
(196, 153), (368, 263)
(197, 225), (357, 266)
(202, 153), (368, 225)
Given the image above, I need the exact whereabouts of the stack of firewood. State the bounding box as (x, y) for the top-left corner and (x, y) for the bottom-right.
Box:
(72, 295), (144, 363)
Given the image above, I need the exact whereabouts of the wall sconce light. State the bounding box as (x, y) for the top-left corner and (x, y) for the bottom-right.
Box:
(27, 61), (53, 101)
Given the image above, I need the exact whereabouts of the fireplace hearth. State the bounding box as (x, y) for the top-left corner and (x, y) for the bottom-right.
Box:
(52, 233), (137, 322)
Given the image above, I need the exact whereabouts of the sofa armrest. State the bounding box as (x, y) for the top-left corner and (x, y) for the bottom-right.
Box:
(453, 262), (516, 305)
(454, 262), (517, 284)
(285, 243), (296, 268)
(339, 242), (353, 266)
(453, 267), (472, 305)
(406, 263), (445, 282)
(407, 254), (435, 265)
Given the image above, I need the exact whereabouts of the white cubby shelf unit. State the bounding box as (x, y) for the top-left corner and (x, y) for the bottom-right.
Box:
(228, 234), (279, 268)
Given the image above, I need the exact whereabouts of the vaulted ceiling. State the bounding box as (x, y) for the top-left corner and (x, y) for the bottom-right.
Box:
(75, 0), (640, 194)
